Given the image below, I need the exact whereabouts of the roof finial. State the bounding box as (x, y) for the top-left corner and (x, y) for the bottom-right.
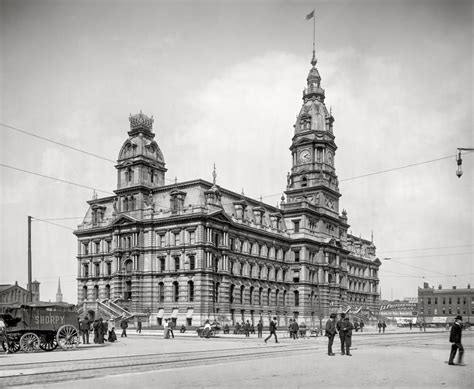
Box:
(212, 163), (217, 185)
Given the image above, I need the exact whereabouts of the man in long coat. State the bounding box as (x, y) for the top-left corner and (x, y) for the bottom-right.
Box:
(325, 313), (337, 356)
(448, 315), (464, 365)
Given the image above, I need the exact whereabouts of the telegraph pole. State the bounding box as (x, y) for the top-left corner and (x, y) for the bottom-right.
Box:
(28, 215), (32, 302)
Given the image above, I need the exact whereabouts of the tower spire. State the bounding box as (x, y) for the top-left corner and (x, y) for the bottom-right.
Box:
(56, 277), (63, 303)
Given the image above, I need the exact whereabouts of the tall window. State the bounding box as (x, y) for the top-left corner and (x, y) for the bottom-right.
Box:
(159, 282), (165, 303)
(94, 285), (99, 300)
(188, 281), (194, 302)
(259, 288), (263, 305)
(105, 284), (111, 299)
(240, 285), (245, 304)
(230, 284), (235, 304)
(294, 290), (300, 306)
(267, 288), (271, 305)
(174, 257), (180, 271)
(159, 257), (166, 272)
(106, 262), (112, 276)
(294, 250), (300, 262)
(293, 221), (300, 233)
(215, 282), (220, 303)
(83, 264), (89, 277)
(83, 242), (89, 255)
(125, 260), (133, 273)
(124, 281), (131, 300)
(249, 286), (254, 305)
(173, 281), (179, 302)
(95, 263), (100, 277)
(83, 285), (88, 300)
(189, 255), (195, 270)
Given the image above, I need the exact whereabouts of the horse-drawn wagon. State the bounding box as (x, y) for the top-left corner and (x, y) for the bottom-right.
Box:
(1, 302), (80, 353)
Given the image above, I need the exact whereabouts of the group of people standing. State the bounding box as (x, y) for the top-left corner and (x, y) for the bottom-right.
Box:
(325, 312), (354, 356)
(79, 316), (117, 344)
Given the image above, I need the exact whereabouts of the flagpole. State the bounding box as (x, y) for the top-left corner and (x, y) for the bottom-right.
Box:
(312, 10), (315, 58)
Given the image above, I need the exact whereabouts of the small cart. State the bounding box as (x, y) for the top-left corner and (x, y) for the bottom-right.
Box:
(1, 302), (80, 353)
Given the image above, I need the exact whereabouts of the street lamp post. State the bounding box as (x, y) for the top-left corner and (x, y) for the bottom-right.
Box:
(456, 147), (474, 178)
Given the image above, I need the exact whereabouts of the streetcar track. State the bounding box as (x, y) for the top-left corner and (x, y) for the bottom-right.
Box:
(1, 332), (466, 387)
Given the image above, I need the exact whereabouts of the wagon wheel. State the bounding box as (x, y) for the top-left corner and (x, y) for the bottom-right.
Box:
(56, 325), (79, 350)
(2, 339), (21, 353)
(39, 333), (58, 351)
(19, 332), (40, 352)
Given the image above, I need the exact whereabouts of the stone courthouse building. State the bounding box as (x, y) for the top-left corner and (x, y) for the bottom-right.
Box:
(74, 52), (381, 328)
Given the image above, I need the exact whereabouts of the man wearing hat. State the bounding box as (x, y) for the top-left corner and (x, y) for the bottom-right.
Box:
(336, 313), (346, 355)
(325, 313), (337, 356)
(448, 315), (464, 365)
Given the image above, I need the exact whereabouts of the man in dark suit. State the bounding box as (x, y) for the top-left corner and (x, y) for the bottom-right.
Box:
(80, 316), (91, 344)
(336, 313), (346, 355)
(448, 315), (464, 365)
(264, 317), (279, 343)
(342, 317), (354, 356)
(325, 313), (337, 356)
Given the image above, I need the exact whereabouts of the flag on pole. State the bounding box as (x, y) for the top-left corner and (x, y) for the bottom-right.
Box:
(306, 10), (315, 20)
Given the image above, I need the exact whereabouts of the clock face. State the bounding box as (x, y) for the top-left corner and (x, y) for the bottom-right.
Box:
(299, 149), (311, 163)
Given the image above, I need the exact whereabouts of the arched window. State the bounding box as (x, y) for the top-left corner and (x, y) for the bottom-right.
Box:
(283, 290), (287, 306)
(294, 290), (300, 306)
(173, 281), (179, 302)
(105, 284), (111, 299)
(240, 285), (245, 304)
(275, 289), (280, 307)
(83, 285), (88, 300)
(259, 287), (263, 305)
(267, 288), (271, 306)
(125, 259), (133, 273)
(94, 285), (99, 300)
(249, 286), (254, 305)
(188, 281), (194, 302)
(174, 257), (180, 271)
(159, 282), (165, 303)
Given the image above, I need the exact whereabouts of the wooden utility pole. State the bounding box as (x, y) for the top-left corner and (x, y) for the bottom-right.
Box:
(28, 216), (32, 302)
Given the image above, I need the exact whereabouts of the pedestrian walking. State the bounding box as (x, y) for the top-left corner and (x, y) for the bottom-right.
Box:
(164, 318), (171, 339)
(325, 313), (337, 356)
(336, 313), (346, 354)
(80, 315), (91, 344)
(382, 321), (387, 334)
(409, 321), (413, 330)
(136, 318), (142, 334)
(378, 321), (382, 333)
(120, 315), (128, 338)
(264, 317), (279, 344)
(448, 315), (464, 366)
(360, 320), (364, 333)
(342, 317), (354, 356)
(257, 320), (263, 338)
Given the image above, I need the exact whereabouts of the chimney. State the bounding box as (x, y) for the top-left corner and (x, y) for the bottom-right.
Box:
(438, 284), (442, 289)
(423, 282), (429, 289)
(452, 286), (456, 290)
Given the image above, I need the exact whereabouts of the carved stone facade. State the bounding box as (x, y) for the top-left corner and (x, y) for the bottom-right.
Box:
(74, 56), (381, 328)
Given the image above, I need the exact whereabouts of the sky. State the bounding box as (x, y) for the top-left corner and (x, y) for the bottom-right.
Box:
(0, 0), (472, 304)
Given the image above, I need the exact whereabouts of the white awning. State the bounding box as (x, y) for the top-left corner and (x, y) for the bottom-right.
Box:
(171, 308), (179, 318)
(186, 308), (194, 318)
(157, 308), (164, 318)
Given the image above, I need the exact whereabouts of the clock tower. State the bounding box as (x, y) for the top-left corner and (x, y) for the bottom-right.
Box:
(285, 52), (340, 216)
